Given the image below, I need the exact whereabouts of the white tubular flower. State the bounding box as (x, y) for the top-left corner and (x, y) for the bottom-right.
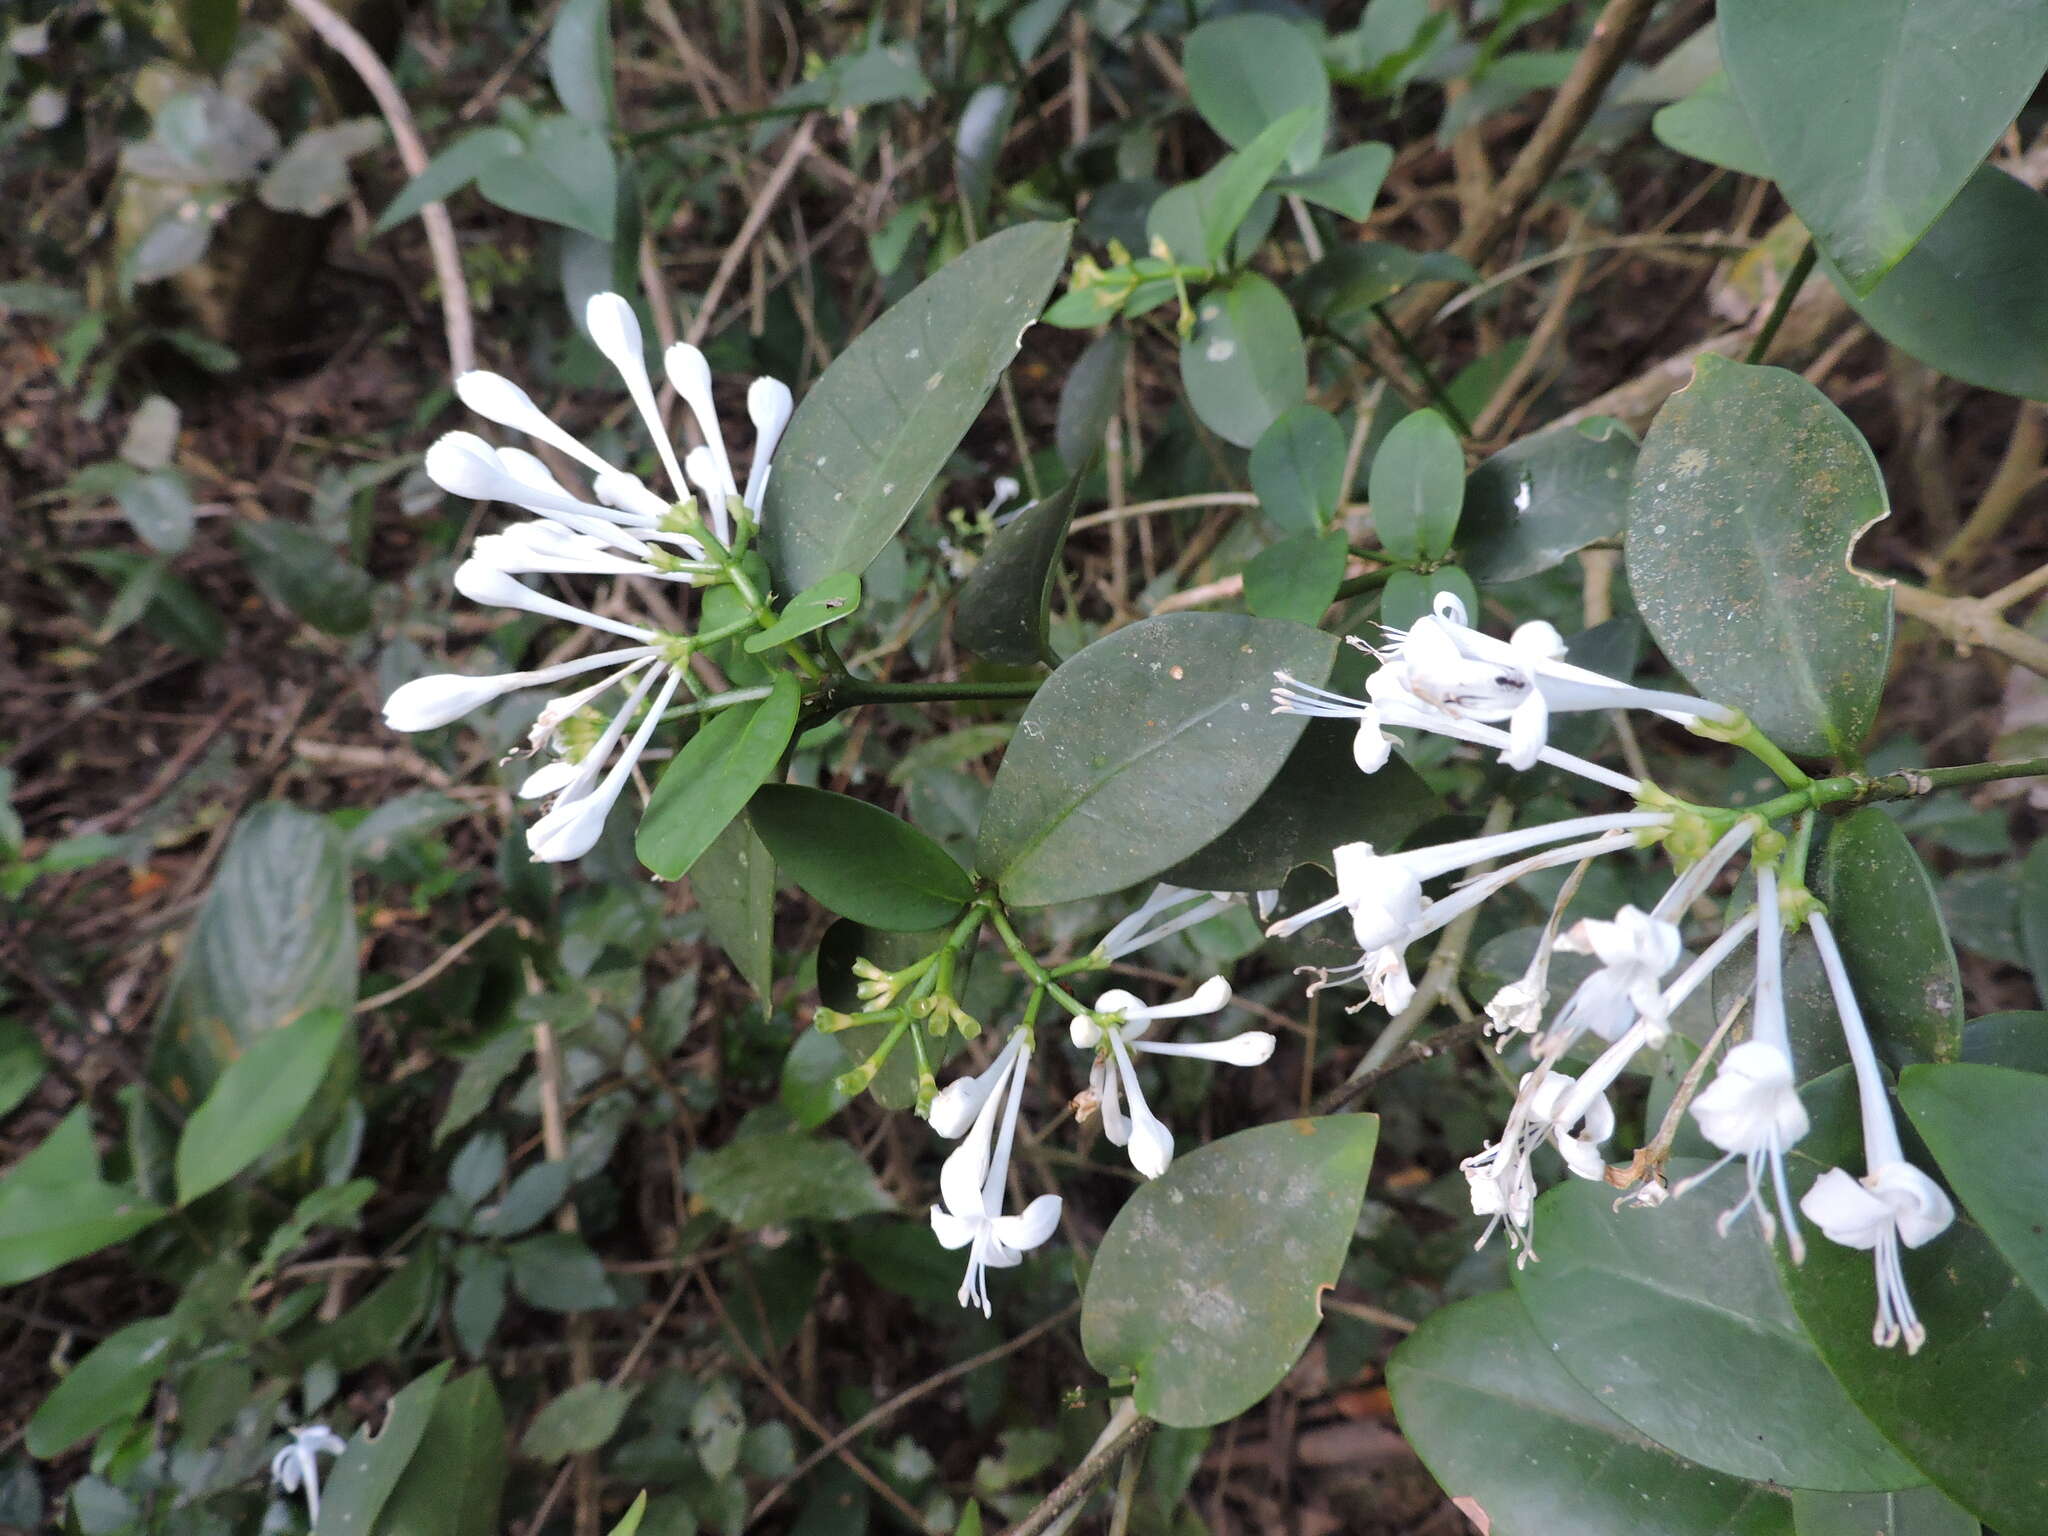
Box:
(1678, 866), (1810, 1259)
(1798, 912), (1955, 1353)
(1545, 904), (1684, 1047)
(1073, 978), (1262, 1178)
(469, 521), (714, 585)
(1095, 884), (1240, 961)
(451, 561), (663, 644)
(927, 1031), (1028, 1138)
(382, 645), (658, 732)
(271, 1425), (346, 1524)
(523, 663), (685, 863)
(1461, 1069), (1616, 1259)
(930, 1034), (1060, 1316)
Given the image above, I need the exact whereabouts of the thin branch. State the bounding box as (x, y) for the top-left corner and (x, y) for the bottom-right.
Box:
(1005, 1408), (1157, 1536)
(1889, 578), (2048, 678)
(684, 116), (818, 346)
(354, 911), (509, 1014)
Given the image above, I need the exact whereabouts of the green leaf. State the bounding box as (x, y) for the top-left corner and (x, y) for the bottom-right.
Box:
(0, 1018), (47, 1120)
(257, 120), (386, 216)
(748, 785), (973, 930)
(1512, 1169), (1919, 1490)
(955, 472), (1086, 666)
(606, 1493), (648, 1536)
(1719, 0), (2048, 293)
(2026, 841), (2048, 985)
(691, 813), (777, 998)
(1183, 14), (1329, 173)
(26, 1318), (178, 1458)
(1461, 416), (1637, 582)
(507, 1233), (616, 1312)
(310, 1255), (437, 1371)
(1147, 112), (1309, 267)
(1829, 167), (2048, 403)
(115, 468), (195, 554)
(1902, 1063), (2048, 1310)
(313, 1365), (451, 1536)
(1625, 355), (1891, 759)
(1243, 530), (1348, 627)
(235, 522), (375, 635)
(1653, 72), (1772, 177)
(1055, 329), (1128, 476)
(1083, 1116), (1377, 1427)
(476, 115), (617, 242)
(635, 676), (799, 881)
(1963, 1011), (2048, 1073)
(780, 1027), (854, 1129)
(521, 1381), (634, 1462)
(1390, 1291), (1796, 1535)
(1292, 243), (1475, 327)
(1369, 408), (1464, 562)
(378, 1370), (507, 1536)
(1249, 404), (1348, 534)
(375, 127), (524, 235)
(761, 222), (1071, 594)
(976, 613), (1335, 907)
(174, 1006), (350, 1205)
(685, 1131), (893, 1228)
(1779, 1069), (2048, 1533)
(1790, 1487), (1980, 1536)
(1379, 565), (1477, 634)
(181, 0), (239, 72)
(0, 1109), (165, 1284)
(1274, 143), (1393, 220)
(1178, 273), (1308, 450)
(744, 574), (862, 652)
(547, 0), (614, 127)
(1816, 809), (1963, 1063)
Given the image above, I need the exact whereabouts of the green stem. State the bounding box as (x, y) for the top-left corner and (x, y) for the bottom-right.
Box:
(987, 906), (1091, 1018)
(1728, 720), (1811, 789)
(1750, 754), (2048, 824)
(1744, 240), (1816, 366)
(1333, 566), (1397, 603)
(658, 685), (774, 724)
(1369, 303), (1475, 436)
(811, 676), (1043, 718)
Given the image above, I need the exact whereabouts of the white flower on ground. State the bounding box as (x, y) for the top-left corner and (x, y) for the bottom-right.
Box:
(1544, 904), (1684, 1047)
(271, 1424), (346, 1524)
(1798, 912), (1955, 1353)
(1678, 866), (1810, 1258)
(929, 1032), (1060, 1316)
(1461, 1069), (1615, 1259)
(1071, 978), (1266, 1178)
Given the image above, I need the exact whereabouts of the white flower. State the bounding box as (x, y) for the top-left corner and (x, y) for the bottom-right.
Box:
(927, 1031), (1028, 1139)
(1545, 904), (1683, 1047)
(381, 644), (660, 732)
(928, 1033), (1060, 1316)
(271, 1424), (346, 1524)
(1798, 911), (1956, 1352)
(1461, 1069), (1615, 1258)
(1678, 867), (1810, 1257)
(1072, 978), (1266, 1178)
(1095, 885), (1243, 962)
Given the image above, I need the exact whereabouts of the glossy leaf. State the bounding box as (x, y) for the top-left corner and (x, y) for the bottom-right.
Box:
(313, 1365), (450, 1536)
(1720, 0), (2048, 292)
(744, 574), (862, 653)
(1369, 409), (1464, 562)
(1054, 328), (1128, 475)
(1083, 1116), (1378, 1427)
(1183, 14), (1329, 173)
(1242, 530), (1348, 627)
(685, 1131), (893, 1228)
(1829, 167), (2048, 403)
(1178, 274), (1307, 449)
(1653, 73), (1771, 178)
(635, 676), (799, 881)
(1901, 1063), (2048, 1309)
(1789, 1487), (1979, 1536)
(1462, 417), (1637, 582)
(1276, 143), (1394, 221)
(976, 613), (1335, 906)
(1962, 1011), (2048, 1074)
(1816, 809), (1963, 1062)
(1513, 1171), (1918, 1490)
(1391, 1291), (1796, 1535)
(1626, 356), (1891, 758)
(956, 471), (1087, 666)
(378, 1370), (507, 1536)
(26, 1318), (177, 1458)
(1250, 404), (1348, 534)
(175, 1006), (351, 1204)
(691, 813), (777, 998)
(748, 785), (974, 930)
(475, 115), (617, 241)
(762, 222), (1071, 593)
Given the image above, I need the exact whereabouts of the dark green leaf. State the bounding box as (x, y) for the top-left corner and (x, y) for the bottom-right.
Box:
(234, 522), (375, 636)
(761, 223), (1071, 594)
(507, 1233), (616, 1312)
(691, 812), (777, 998)
(1370, 408), (1464, 561)
(1084, 1116), (1378, 1427)
(1963, 1011), (2048, 1073)
(2026, 841), (2048, 984)
(378, 1370), (507, 1536)
(1625, 356), (1891, 758)
(1249, 404), (1348, 534)
(310, 1255), (437, 1371)
(1183, 14), (1329, 173)
(1291, 243), (1475, 327)
(749, 785), (973, 930)
(1462, 416), (1637, 582)
(313, 1365), (450, 1536)
(1719, 0), (2048, 292)
(476, 115), (617, 242)
(1817, 810), (1963, 1063)
(181, 0), (238, 72)
(780, 1028), (854, 1129)
(744, 574), (862, 652)
(956, 471), (1086, 666)
(1513, 1169), (1918, 1490)
(521, 1381), (634, 1462)
(954, 84), (1015, 219)
(0, 1018), (47, 1120)
(1055, 328), (1128, 476)
(1789, 1487), (1979, 1536)
(375, 127), (524, 235)
(635, 676), (799, 881)
(26, 1318), (177, 1458)
(1390, 1291), (1795, 1535)
(1652, 72), (1772, 177)
(976, 613), (1335, 907)
(685, 1131), (893, 1228)
(1902, 1063), (2048, 1310)
(1179, 273), (1307, 450)
(175, 1007), (351, 1204)
(1147, 114), (1307, 269)
(1242, 530), (1348, 627)
(1275, 143), (1394, 220)
(547, 0), (614, 127)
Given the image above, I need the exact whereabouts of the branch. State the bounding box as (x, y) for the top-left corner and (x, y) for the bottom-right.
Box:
(1005, 1408), (1156, 1536)
(1889, 578), (2048, 679)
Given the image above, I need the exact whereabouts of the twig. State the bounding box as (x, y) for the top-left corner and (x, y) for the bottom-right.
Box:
(354, 911), (509, 1014)
(1006, 1405), (1156, 1536)
(285, 0), (474, 374)
(1935, 402), (2048, 582)
(1322, 1296), (1418, 1334)
(1312, 1016), (1492, 1117)
(1744, 239), (1815, 365)
(1888, 578), (2048, 678)
(684, 116), (818, 346)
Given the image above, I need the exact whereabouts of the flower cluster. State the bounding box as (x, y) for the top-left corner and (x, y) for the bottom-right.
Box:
(382, 292), (793, 862)
(1269, 593), (1953, 1351)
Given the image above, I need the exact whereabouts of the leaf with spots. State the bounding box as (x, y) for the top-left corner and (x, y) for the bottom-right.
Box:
(1626, 356), (1891, 760)
(974, 613), (1335, 907)
(1817, 809), (1963, 1064)
(760, 222), (1071, 594)
(1082, 1116), (1378, 1427)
